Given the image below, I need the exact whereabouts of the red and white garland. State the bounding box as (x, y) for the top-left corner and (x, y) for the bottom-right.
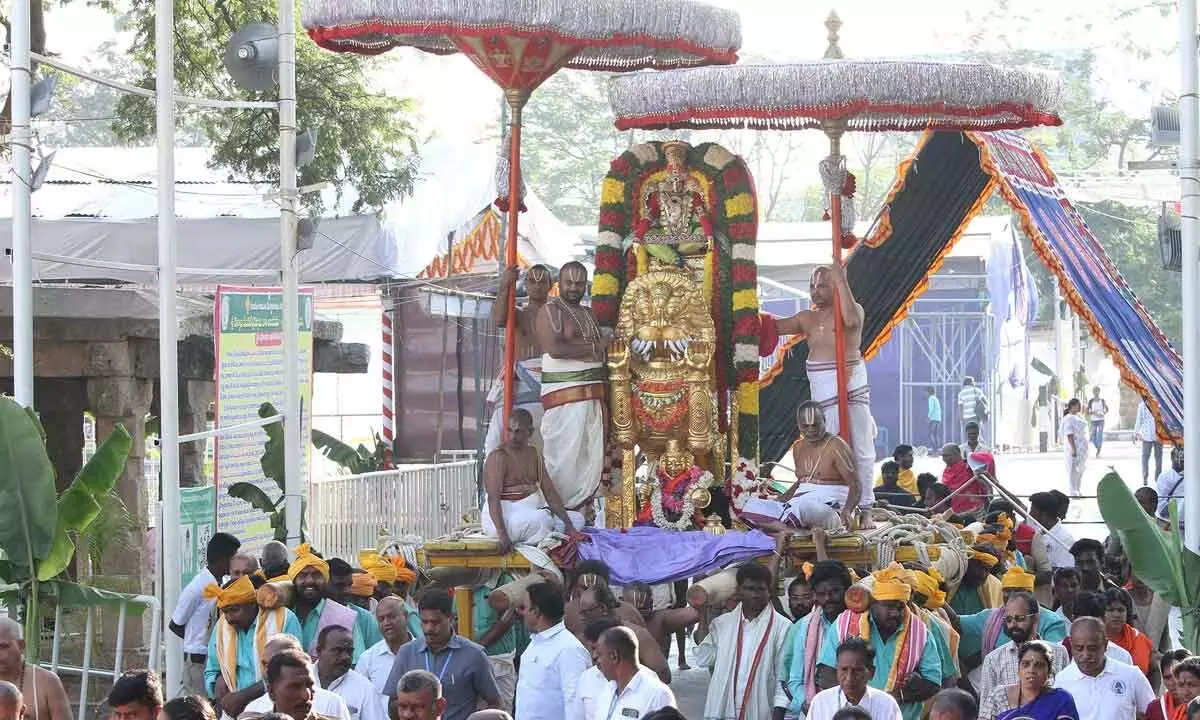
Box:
(729, 457), (770, 513)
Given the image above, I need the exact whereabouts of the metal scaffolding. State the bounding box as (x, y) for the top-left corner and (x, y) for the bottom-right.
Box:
(897, 284), (995, 450)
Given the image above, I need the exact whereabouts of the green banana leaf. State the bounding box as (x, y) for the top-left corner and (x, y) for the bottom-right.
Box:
(37, 424), (133, 581)
(1097, 471), (1187, 605)
(258, 402), (285, 494)
(228, 482), (279, 514)
(312, 429), (369, 474)
(0, 578), (152, 611)
(0, 397), (59, 571)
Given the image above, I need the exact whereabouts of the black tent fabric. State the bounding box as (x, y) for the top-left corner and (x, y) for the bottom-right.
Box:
(758, 132), (993, 464)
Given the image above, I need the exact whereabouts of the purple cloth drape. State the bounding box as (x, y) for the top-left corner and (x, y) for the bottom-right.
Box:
(576, 526), (776, 585)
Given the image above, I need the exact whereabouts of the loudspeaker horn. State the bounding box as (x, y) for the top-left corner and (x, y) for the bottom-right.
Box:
(223, 23), (279, 92)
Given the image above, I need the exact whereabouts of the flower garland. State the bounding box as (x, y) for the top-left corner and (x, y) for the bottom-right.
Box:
(729, 457), (769, 513)
(638, 462), (716, 530)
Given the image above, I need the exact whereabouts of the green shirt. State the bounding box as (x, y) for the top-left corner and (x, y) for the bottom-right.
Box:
(818, 613), (944, 720)
(204, 610), (303, 695)
(472, 575), (529, 656)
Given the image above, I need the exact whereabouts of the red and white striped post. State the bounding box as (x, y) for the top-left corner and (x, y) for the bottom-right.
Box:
(381, 298), (395, 468)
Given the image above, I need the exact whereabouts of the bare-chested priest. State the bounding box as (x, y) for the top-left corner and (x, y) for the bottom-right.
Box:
(485, 264), (553, 455)
(772, 262), (877, 510)
(746, 401), (861, 533)
(482, 408), (585, 553)
(533, 261), (611, 518)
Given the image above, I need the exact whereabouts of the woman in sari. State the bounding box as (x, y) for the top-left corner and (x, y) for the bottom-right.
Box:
(980, 641), (1079, 720)
(1103, 587), (1154, 677)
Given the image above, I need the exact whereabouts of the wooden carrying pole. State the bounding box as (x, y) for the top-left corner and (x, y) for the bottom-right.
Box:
(826, 126), (851, 443)
(500, 89), (530, 431)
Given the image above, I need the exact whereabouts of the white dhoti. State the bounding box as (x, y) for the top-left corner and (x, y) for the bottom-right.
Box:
(739, 485), (845, 530)
(484, 358), (543, 456)
(807, 359), (876, 507)
(540, 356), (606, 512)
(481, 492), (586, 546)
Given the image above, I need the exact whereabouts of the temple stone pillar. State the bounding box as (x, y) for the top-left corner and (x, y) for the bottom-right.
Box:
(180, 380), (214, 487)
(36, 378), (87, 494)
(86, 372), (154, 663)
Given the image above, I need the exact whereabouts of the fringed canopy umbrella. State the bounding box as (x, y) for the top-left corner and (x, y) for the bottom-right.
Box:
(303, 0), (742, 428)
(607, 12), (1063, 449)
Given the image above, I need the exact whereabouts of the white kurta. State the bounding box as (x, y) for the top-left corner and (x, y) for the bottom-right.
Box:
(693, 604), (791, 720)
(540, 356), (605, 511)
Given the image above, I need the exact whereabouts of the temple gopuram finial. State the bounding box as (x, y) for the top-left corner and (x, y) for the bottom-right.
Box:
(824, 10), (844, 60)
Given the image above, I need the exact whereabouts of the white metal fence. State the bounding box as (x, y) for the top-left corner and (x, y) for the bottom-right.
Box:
(310, 461), (479, 559)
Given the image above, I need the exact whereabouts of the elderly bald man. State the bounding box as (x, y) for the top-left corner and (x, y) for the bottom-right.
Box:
(0, 619), (69, 720)
(0, 680), (24, 720)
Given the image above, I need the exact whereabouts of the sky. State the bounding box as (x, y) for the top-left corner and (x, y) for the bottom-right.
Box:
(42, 0), (1179, 145)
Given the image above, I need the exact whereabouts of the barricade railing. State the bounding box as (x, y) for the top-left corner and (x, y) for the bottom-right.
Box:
(310, 461), (479, 559)
(6, 590), (160, 720)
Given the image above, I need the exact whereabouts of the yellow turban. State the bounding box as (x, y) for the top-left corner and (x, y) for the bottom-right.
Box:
(288, 543), (330, 580)
(360, 551), (398, 584)
(871, 563), (913, 603)
(1001, 566), (1036, 591)
(203, 575), (257, 609)
(968, 548), (999, 568)
(927, 567), (945, 585)
(801, 562), (814, 582)
(351, 572), (378, 597)
(913, 570), (940, 601)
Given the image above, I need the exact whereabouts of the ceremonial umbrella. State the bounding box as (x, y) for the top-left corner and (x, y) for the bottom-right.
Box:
(607, 13), (1063, 447)
(303, 0), (742, 427)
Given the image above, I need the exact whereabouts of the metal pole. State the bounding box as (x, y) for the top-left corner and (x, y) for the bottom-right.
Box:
(10, 0), (33, 407)
(825, 129), (851, 444)
(154, 0), (183, 695)
(1053, 277), (1068, 400)
(278, 0), (303, 545)
(1180, 0), (1200, 551)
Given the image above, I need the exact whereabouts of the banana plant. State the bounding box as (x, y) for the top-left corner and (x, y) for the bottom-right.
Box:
(1097, 470), (1199, 652)
(0, 396), (140, 658)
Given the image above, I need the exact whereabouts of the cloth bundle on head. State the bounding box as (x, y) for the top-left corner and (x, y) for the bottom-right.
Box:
(871, 563), (913, 603)
(968, 547), (999, 568)
(351, 572), (377, 597)
(1001, 565), (1035, 591)
(289, 543), (330, 580)
(359, 550), (398, 584)
(204, 576), (257, 609)
(390, 555), (417, 586)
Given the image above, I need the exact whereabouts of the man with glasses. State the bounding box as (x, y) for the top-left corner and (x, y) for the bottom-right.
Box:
(976, 592), (1070, 703)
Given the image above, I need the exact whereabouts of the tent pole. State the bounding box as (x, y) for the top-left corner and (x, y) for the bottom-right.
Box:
(500, 89), (530, 433)
(1180, 0), (1199, 551)
(10, 0), (33, 407)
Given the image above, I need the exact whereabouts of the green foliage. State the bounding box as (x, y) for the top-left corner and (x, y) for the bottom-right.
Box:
(110, 1), (420, 213)
(0, 396), (136, 658)
(312, 429), (390, 475)
(1098, 470), (1199, 651)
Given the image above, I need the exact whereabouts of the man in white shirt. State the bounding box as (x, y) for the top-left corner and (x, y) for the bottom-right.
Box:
(567, 617), (623, 720)
(977, 593), (1071, 704)
(591, 626), (676, 720)
(1135, 401), (1163, 485)
(240, 635), (351, 720)
(514, 582), (591, 720)
(354, 597), (409, 694)
(807, 637), (902, 720)
(1028, 492), (1075, 607)
(315, 626), (386, 720)
(238, 633), (350, 720)
(694, 563), (791, 720)
(170, 532), (240, 695)
(1054, 618), (1154, 720)
(1156, 446), (1185, 523)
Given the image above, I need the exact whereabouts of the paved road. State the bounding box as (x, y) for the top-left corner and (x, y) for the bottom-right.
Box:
(666, 442), (1156, 716)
